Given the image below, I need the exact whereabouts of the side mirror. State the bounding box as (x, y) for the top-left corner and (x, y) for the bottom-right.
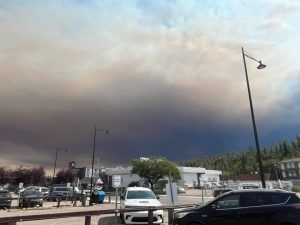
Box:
(156, 196), (160, 200)
(120, 195), (125, 200)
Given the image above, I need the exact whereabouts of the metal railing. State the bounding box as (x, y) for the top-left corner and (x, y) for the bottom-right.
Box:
(0, 195), (87, 208)
(0, 191), (124, 210)
(0, 204), (197, 225)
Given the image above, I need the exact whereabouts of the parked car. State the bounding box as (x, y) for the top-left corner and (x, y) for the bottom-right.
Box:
(177, 186), (186, 194)
(0, 190), (12, 209)
(120, 187), (163, 224)
(26, 186), (49, 197)
(19, 189), (43, 208)
(174, 189), (300, 225)
(213, 188), (233, 197)
(242, 184), (259, 189)
(48, 186), (83, 201)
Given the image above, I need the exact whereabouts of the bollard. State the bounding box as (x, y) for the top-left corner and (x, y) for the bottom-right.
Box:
(57, 198), (61, 208)
(73, 198), (77, 207)
(168, 208), (174, 225)
(82, 194), (86, 206)
(85, 216), (91, 225)
(109, 194), (111, 203)
(148, 209), (153, 225)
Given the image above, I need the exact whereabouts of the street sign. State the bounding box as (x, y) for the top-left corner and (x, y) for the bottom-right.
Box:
(67, 182), (71, 188)
(19, 183), (23, 188)
(113, 175), (121, 187)
(166, 182), (178, 204)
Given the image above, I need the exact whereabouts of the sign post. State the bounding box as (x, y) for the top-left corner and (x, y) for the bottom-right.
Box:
(67, 182), (71, 202)
(18, 183), (23, 206)
(113, 175), (122, 223)
(166, 181), (177, 225)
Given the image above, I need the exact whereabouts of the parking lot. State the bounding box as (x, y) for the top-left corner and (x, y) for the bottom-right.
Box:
(0, 189), (211, 225)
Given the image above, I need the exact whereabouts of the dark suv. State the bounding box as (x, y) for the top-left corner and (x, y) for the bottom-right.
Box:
(174, 190), (300, 225)
(48, 186), (84, 201)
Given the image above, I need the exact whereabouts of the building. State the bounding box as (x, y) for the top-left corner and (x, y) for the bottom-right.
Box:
(105, 166), (140, 188)
(177, 167), (222, 188)
(68, 161), (104, 188)
(68, 159), (222, 189)
(279, 158), (300, 180)
(103, 166), (222, 188)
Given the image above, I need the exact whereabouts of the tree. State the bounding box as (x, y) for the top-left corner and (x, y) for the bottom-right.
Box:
(131, 157), (180, 190)
(12, 167), (31, 186)
(0, 168), (9, 186)
(55, 169), (74, 184)
(30, 167), (46, 186)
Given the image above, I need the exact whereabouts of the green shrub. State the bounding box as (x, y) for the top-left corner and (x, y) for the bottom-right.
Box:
(153, 189), (165, 195)
(292, 186), (300, 192)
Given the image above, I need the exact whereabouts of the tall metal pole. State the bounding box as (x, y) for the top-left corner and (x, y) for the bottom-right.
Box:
(89, 127), (109, 205)
(52, 147), (67, 185)
(52, 147), (59, 184)
(90, 126), (97, 203)
(242, 47), (266, 188)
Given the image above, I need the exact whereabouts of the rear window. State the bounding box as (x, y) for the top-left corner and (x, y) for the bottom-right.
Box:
(241, 192), (290, 206)
(269, 193), (289, 204)
(54, 187), (69, 192)
(242, 193), (269, 206)
(127, 190), (156, 199)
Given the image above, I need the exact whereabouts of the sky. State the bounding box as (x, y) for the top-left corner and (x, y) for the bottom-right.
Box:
(0, 0), (300, 173)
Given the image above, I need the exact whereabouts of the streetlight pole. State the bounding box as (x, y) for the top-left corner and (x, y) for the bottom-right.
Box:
(242, 47), (266, 188)
(89, 126), (109, 205)
(52, 147), (68, 184)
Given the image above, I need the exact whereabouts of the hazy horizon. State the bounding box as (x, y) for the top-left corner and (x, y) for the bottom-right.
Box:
(0, 0), (299, 172)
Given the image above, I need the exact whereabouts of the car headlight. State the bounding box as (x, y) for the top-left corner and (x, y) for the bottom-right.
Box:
(174, 212), (189, 219)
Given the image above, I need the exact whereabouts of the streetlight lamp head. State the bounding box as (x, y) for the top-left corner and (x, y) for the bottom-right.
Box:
(257, 61), (266, 69)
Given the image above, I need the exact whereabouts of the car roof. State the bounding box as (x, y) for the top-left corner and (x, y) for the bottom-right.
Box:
(126, 187), (152, 191)
(223, 189), (293, 195)
(214, 188), (233, 191)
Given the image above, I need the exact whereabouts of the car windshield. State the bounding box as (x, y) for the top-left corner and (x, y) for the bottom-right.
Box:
(24, 190), (39, 196)
(0, 191), (10, 197)
(127, 190), (156, 199)
(54, 187), (69, 192)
